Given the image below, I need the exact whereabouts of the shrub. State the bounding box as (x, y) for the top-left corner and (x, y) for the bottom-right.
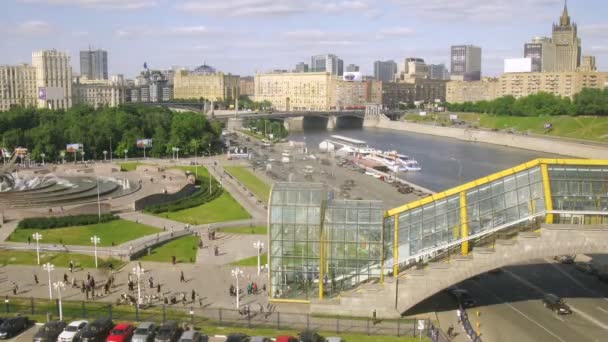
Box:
(18, 214), (118, 229)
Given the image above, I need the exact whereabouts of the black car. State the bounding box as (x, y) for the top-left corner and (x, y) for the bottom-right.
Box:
(448, 289), (476, 308)
(298, 330), (325, 342)
(79, 317), (114, 342)
(225, 333), (249, 342)
(33, 321), (67, 342)
(0, 316), (29, 339)
(542, 294), (572, 315)
(554, 255), (575, 264)
(154, 321), (182, 342)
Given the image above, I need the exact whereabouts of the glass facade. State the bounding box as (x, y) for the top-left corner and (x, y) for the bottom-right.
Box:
(268, 160), (608, 301)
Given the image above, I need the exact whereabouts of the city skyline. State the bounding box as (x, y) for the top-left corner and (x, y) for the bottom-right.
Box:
(1, 0), (607, 78)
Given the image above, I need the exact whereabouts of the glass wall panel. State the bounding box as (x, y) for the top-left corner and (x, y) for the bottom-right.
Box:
(549, 166), (608, 212)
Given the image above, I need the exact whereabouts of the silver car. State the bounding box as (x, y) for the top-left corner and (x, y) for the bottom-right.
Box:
(178, 330), (208, 342)
(132, 322), (156, 342)
(326, 338), (343, 342)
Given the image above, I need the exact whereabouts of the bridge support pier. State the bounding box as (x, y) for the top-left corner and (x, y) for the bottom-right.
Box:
(363, 103), (384, 128)
(284, 117), (304, 131)
(227, 118), (244, 131)
(326, 116), (337, 130)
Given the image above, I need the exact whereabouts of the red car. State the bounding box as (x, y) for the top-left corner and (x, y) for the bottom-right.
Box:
(106, 323), (135, 342)
(275, 336), (298, 342)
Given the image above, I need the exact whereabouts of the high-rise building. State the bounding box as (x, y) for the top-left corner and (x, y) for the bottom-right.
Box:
(346, 64), (359, 72)
(450, 45), (482, 81)
(32, 49), (72, 110)
(524, 37), (556, 72)
(295, 62), (309, 73)
(427, 64), (450, 80)
(80, 49), (108, 80)
(552, 2), (581, 72)
(373, 60), (397, 82)
(0, 64), (38, 111)
(396, 58), (428, 83)
(580, 56), (597, 72)
(311, 54), (343, 76)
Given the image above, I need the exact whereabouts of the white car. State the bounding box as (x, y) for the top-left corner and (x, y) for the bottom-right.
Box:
(57, 320), (88, 342)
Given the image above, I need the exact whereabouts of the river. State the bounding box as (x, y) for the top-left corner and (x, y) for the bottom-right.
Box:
(288, 127), (558, 192)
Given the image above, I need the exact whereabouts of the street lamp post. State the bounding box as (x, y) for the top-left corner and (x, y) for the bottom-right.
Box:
(231, 268), (243, 309)
(103, 150), (107, 162)
(208, 143), (212, 195)
(133, 264), (144, 307)
(176, 148), (180, 162)
(253, 241), (264, 275)
(53, 281), (65, 321)
(42, 262), (54, 300)
(96, 177), (101, 221)
(60, 151), (65, 164)
(124, 149), (128, 162)
(90, 236), (100, 268)
(33, 232), (42, 265)
(40, 153), (45, 166)
(81, 150), (85, 163)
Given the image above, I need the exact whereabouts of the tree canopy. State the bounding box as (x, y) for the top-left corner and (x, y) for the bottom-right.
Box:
(0, 104), (222, 161)
(447, 88), (608, 116)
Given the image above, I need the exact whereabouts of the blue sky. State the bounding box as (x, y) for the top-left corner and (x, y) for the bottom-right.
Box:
(1, 0), (606, 78)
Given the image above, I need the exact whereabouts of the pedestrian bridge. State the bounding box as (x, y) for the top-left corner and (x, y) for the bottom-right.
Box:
(307, 158), (608, 317)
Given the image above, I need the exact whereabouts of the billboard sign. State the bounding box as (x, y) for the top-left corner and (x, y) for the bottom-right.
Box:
(66, 143), (83, 153)
(38, 87), (64, 101)
(14, 147), (28, 156)
(136, 139), (153, 148)
(504, 58), (532, 73)
(38, 87), (47, 100)
(343, 72), (362, 82)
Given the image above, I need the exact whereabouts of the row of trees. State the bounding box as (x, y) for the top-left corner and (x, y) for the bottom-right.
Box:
(446, 88), (608, 116)
(246, 118), (289, 140)
(0, 104), (222, 161)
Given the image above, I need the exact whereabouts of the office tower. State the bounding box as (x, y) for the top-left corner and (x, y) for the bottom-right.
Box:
(552, 2), (581, 72)
(524, 37), (556, 72)
(295, 62), (309, 73)
(580, 56), (597, 72)
(373, 60), (397, 82)
(450, 45), (482, 81)
(80, 48), (108, 80)
(32, 49), (72, 109)
(346, 64), (359, 72)
(311, 54), (344, 76)
(427, 64), (449, 80)
(0, 64), (37, 111)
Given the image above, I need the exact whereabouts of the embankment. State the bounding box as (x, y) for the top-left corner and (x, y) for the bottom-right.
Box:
(374, 119), (608, 159)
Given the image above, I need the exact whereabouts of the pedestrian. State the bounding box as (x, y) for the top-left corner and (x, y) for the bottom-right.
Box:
(12, 282), (18, 295)
(172, 256), (176, 265)
(69, 260), (74, 273)
(34, 274), (39, 285)
(81, 280), (86, 293)
(64, 273), (68, 283)
(71, 277), (76, 288)
(28, 236), (31, 245)
(87, 272), (91, 281)
(180, 270), (185, 283)
(214, 246), (219, 256)
(148, 276), (154, 289)
(157, 283), (161, 294)
(191, 289), (195, 302)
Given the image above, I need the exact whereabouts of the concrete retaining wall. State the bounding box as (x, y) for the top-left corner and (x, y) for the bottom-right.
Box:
(374, 119), (608, 159)
(133, 183), (197, 211)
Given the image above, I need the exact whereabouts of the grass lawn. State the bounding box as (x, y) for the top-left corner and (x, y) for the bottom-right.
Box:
(137, 235), (198, 263)
(405, 112), (608, 142)
(8, 219), (160, 246)
(230, 253), (267, 267)
(224, 166), (270, 202)
(221, 226), (267, 235)
(0, 249), (124, 269)
(119, 162), (154, 171)
(171, 165), (211, 179)
(160, 192), (251, 225)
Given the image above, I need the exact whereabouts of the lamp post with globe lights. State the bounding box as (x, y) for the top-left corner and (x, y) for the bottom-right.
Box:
(42, 262), (54, 300)
(91, 236), (100, 268)
(103, 150), (107, 162)
(124, 149), (128, 161)
(133, 264), (145, 307)
(33, 232), (42, 265)
(40, 153), (45, 166)
(231, 268), (243, 309)
(53, 281), (65, 321)
(253, 241), (264, 275)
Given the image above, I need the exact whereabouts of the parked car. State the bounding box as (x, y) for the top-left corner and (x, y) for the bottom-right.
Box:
(575, 262), (598, 275)
(298, 330), (325, 342)
(225, 333), (249, 342)
(33, 320), (67, 342)
(132, 322), (156, 342)
(250, 337), (271, 342)
(154, 321), (181, 342)
(0, 316), (29, 339)
(79, 318), (114, 342)
(542, 294), (572, 314)
(178, 330), (208, 342)
(58, 320), (88, 342)
(554, 255), (575, 264)
(448, 289), (476, 308)
(326, 338), (343, 342)
(106, 323), (135, 342)
(275, 336), (298, 342)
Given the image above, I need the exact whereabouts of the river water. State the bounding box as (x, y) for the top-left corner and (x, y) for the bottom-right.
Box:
(288, 127), (558, 192)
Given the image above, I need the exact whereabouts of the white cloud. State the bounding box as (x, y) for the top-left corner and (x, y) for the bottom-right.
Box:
(16, 20), (53, 34)
(580, 24), (608, 37)
(377, 27), (415, 38)
(115, 25), (219, 39)
(176, 0), (371, 16)
(170, 26), (210, 36)
(19, 0), (157, 10)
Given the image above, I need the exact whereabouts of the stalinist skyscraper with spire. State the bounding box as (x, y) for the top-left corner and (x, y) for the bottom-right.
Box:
(552, 1), (581, 72)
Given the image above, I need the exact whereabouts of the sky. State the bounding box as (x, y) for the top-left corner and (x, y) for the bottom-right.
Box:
(1, 0), (607, 78)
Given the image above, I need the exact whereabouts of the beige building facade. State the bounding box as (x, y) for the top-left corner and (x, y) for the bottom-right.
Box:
(446, 78), (500, 103)
(0, 64), (38, 111)
(72, 77), (125, 108)
(32, 49), (72, 110)
(174, 70), (239, 101)
(254, 72), (334, 111)
(239, 76), (254, 97)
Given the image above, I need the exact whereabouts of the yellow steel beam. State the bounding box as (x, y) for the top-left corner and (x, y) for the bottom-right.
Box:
(459, 191), (469, 255)
(540, 163), (554, 224)
(318, 225), (325, 300)
(269, 298), (311, 304)
(393, 215), (399, 277)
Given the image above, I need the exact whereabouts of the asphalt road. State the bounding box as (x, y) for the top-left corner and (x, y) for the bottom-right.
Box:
(456, 258), (608, 342)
